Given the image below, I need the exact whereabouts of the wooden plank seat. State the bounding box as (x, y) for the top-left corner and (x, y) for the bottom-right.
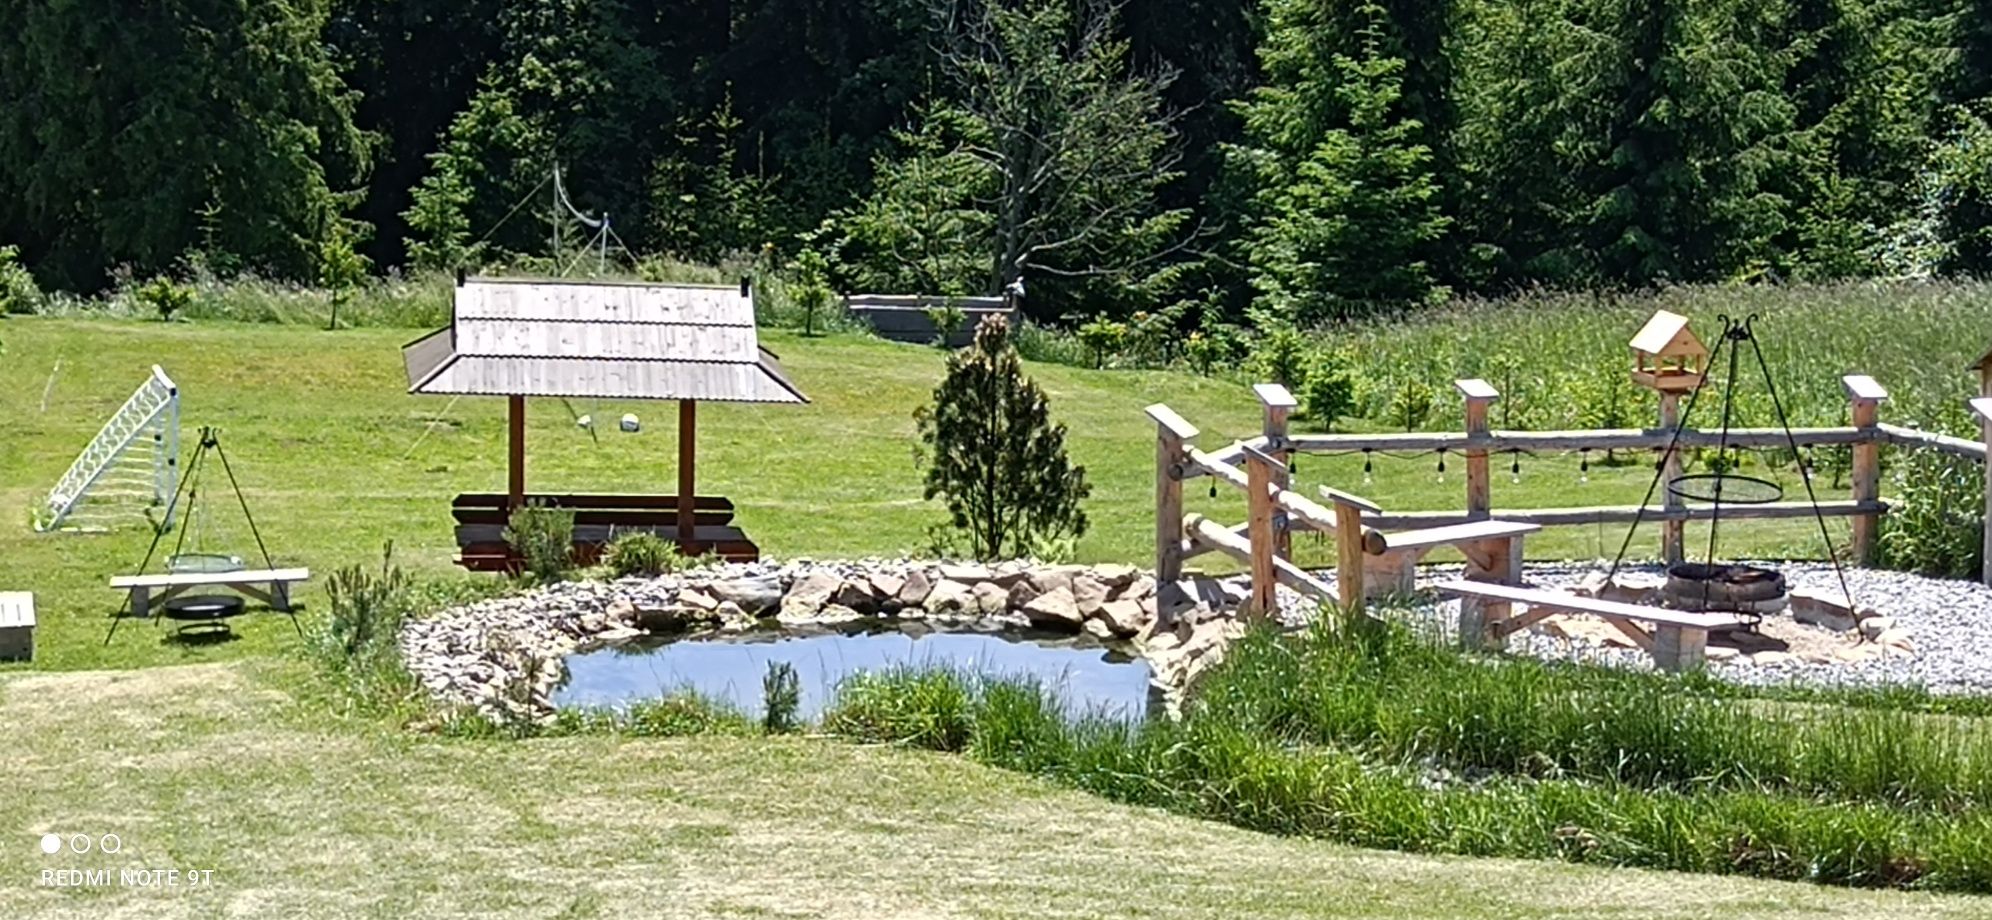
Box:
(0, 592), (34, 661)
(1360, 519), (1541, 599)
(109, 568), (310, 619)
(450, 493), (759, 571)
(1435, 579), (1748, 672)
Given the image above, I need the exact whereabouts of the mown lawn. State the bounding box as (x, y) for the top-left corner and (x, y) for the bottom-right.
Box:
(1, 660), (1985, 919)
(1, 316), (1853, 671)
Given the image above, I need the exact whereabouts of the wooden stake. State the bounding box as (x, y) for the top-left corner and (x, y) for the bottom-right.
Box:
(1659, 392), (1684, 565)
(678, 399), (697, 553)
(507, 395), (526, 512)
(1244, 446), (1278, 621)
(1457, 379), (1497, 520)
(1256, 384), (1297, 561)
(1147, 404), (1199, 583)
(1843, 375), (1888, 566)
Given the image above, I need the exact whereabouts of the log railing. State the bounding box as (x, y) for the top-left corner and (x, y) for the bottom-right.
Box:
(1151, 373), (1992, 615)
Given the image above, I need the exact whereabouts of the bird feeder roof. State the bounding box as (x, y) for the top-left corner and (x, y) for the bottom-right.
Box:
(402, 277), (807, 403)
(1971, 341), (1992, 371)
(1629, 310), (1707, 357)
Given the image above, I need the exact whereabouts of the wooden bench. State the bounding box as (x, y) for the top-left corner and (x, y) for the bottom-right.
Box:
(1435, 579), (1749, 672)
(0, 592), (34, 661)
(110, 568), (310, 619)
(451, 493), (760, 572)
(1360, 519), (1541, 599)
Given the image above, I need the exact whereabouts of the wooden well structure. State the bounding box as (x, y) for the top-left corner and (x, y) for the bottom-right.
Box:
(402, 276), (807, 570)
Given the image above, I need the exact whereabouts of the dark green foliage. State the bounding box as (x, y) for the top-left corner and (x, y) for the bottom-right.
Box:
(135, 277), (195, 323)
(1248, 323), (1310, 387)
(914, 315), (1090, 560)
(824, 667), (974, 750)
(762, 661), (802, 735)
(1877, 446), (1985, 578)
(1298, 349), (1357, 430)
(924, 303), (967, 347)
(307, 542), (424, 718)
(1076, 316), (1130, 368)
(603, 531), (675, 578)
(502, 502), (575, 584)
(0, 245), (41, 314)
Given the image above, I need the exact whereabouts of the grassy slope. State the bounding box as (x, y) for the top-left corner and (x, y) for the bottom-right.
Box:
(1, 661), (1983, 920)
(1, 317), (1849, 671)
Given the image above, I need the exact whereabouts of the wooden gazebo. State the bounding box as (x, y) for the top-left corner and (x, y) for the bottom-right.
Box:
(402, 276), (807, 570)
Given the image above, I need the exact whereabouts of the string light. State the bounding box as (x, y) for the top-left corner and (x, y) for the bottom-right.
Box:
(1362, 449), (1374, 486)
(1510, 450), (1522, 484)
(1579, 448), (1590, 484)
(1436, 447), (1447, 485)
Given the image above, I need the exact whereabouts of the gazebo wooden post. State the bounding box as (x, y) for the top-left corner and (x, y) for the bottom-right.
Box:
(678, 399), (697, 552)
(507, 395), (526, 512)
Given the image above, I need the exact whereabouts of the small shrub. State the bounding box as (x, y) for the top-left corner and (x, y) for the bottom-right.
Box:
(320, 544), (413, 660)
(503, 502), (576, 583)
(1299, 349), (1357, 431)
(0, 245), (42, 314)
(603, 531), (674, 578)
(1877, 448), (1983, 578)
(790, 247), (835, 337)
(925, 303), (967, 347)
(1249, 323), (1309, 387)
(762, 661), (802, 734)
(135, 275), (195, 322)
(1076, 315), (1130, 368)
(1387, 378), (1436, 431)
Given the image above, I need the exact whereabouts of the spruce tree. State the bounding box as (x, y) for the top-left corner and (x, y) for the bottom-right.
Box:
(914, 315), (1090, 560)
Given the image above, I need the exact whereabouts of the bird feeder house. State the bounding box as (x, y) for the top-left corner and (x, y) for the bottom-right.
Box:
(1970, 342), (1992, 397)
(1629, 310), (1707, 393)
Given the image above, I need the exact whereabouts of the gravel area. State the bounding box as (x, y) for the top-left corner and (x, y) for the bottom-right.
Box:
(1344, 561), (1992, 695)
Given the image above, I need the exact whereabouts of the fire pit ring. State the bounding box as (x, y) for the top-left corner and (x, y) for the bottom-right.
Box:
(1661, 563), (1788, 616)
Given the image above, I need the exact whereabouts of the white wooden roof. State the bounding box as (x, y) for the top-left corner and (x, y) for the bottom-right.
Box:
(1629, 310), (1705, 356)
(403, 278), (807, 404)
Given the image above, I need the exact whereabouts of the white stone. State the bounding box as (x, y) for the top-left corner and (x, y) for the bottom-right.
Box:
(1083, 617), (1116, 639)
(1092, 563), (1138, 588)
(897, 570), (934, 607)
(1790, 588), (1857, 632)
(1095, 599), (1145, 637)
(971, 581), (1010, 616)
(1072, 575), (1111, 617)
(833, 579), (879, 612)
(1112, 574), (1157, 603)
(868, 571), (906, 601)
(676, 588), (718, 612)
(710, 575), (784, 616)
(924, 579), (977, 615)
(936, 563), (993, 583)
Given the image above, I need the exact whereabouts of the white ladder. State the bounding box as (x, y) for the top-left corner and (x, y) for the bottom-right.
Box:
(38, 366), (180, 532)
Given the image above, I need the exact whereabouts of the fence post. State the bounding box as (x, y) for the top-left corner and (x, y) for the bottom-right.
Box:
(1242, 443), (1281, 621)
(1658, 391), (1684, 565)
(1843, 375), (1888, 566)
(1146, 404), (1199, 583)
(1457, 379), (1498, 520)
(1973, 397), (1992, 586)
(1255, 383), (1298, 561)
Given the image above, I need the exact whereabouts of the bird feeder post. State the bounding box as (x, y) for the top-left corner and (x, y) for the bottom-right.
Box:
(1658, 391), (1685, 565)
(1457, 379), (1498, 520)
(1629, 310), (1707, 565)
(1843, 375), (1888, 567)
(1256, 383), (1297, 562)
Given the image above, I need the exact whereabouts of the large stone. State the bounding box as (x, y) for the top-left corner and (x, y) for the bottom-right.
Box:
(710, 575), (785, 616)
(1072, 575), (1111, 618)
(833, 578), (880, 612)
(781, 602), (865, 628)
(1092, 563), (1139, 588)
(1095, 599), (1145, 637)
(897, 569), (935, 607)
(924, 579), (977, 616)
(634, 605), (700, 633)
(1028, 565), (1086, 598)
(1022, 586), (1084, 629)
(1111, 574), (1156, 603)
(1790, 588), (1857, 632)
(779, 570), (842, 622)
(1006, 578), (1044, 611)
(676, 588), (718, 612)
(714, 600), (757, 632)
(1083, 617), (1116, 639)
(1153, 578), (1226, 625)
(868, 571), (907, 601)
(604, 598), (638, 626)
(971, 581), (1010, 616)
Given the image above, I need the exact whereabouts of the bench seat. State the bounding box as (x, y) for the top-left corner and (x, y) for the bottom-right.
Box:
(1360, 519), (1541, 599)
(111, 568), (310, 619)
(449, 492), (760, 571)
(1435, 579), (1748, 671)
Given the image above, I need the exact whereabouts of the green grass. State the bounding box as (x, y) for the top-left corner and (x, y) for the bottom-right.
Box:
(0, 315), (1870, 672)
(2, 659), (1986, 919)
(819, 628), (1992, 895)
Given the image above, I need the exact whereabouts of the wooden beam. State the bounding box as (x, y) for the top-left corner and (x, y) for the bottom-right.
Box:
(1283, 426), (1872, 454)
(678, 399), (697, 552)
(1974, 397), (1992, 586)
(1359, 500), (1887, 530)
(1145, 403), (1200, 442)
(1244, 450), (1278, 621)
(1336, 501), (1364, 615)
(1875, 423), (1988, 459)
(1154, 409), (1190, 581)
(507, 395), (526, 512)
(1183, 514), (1336, 601)
(1658, 391), (1684, 565)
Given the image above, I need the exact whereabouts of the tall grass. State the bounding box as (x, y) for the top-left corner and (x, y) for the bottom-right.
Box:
(819, 622), (1992, 893)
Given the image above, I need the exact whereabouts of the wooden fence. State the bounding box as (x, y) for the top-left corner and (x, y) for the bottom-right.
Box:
(1149, 374), (1992, 619)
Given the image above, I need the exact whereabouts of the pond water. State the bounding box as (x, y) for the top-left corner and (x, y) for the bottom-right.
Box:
(554, 623), (1157, 721)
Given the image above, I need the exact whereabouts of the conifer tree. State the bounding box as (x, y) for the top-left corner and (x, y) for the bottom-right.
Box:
(914, 315), (1090, 560)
